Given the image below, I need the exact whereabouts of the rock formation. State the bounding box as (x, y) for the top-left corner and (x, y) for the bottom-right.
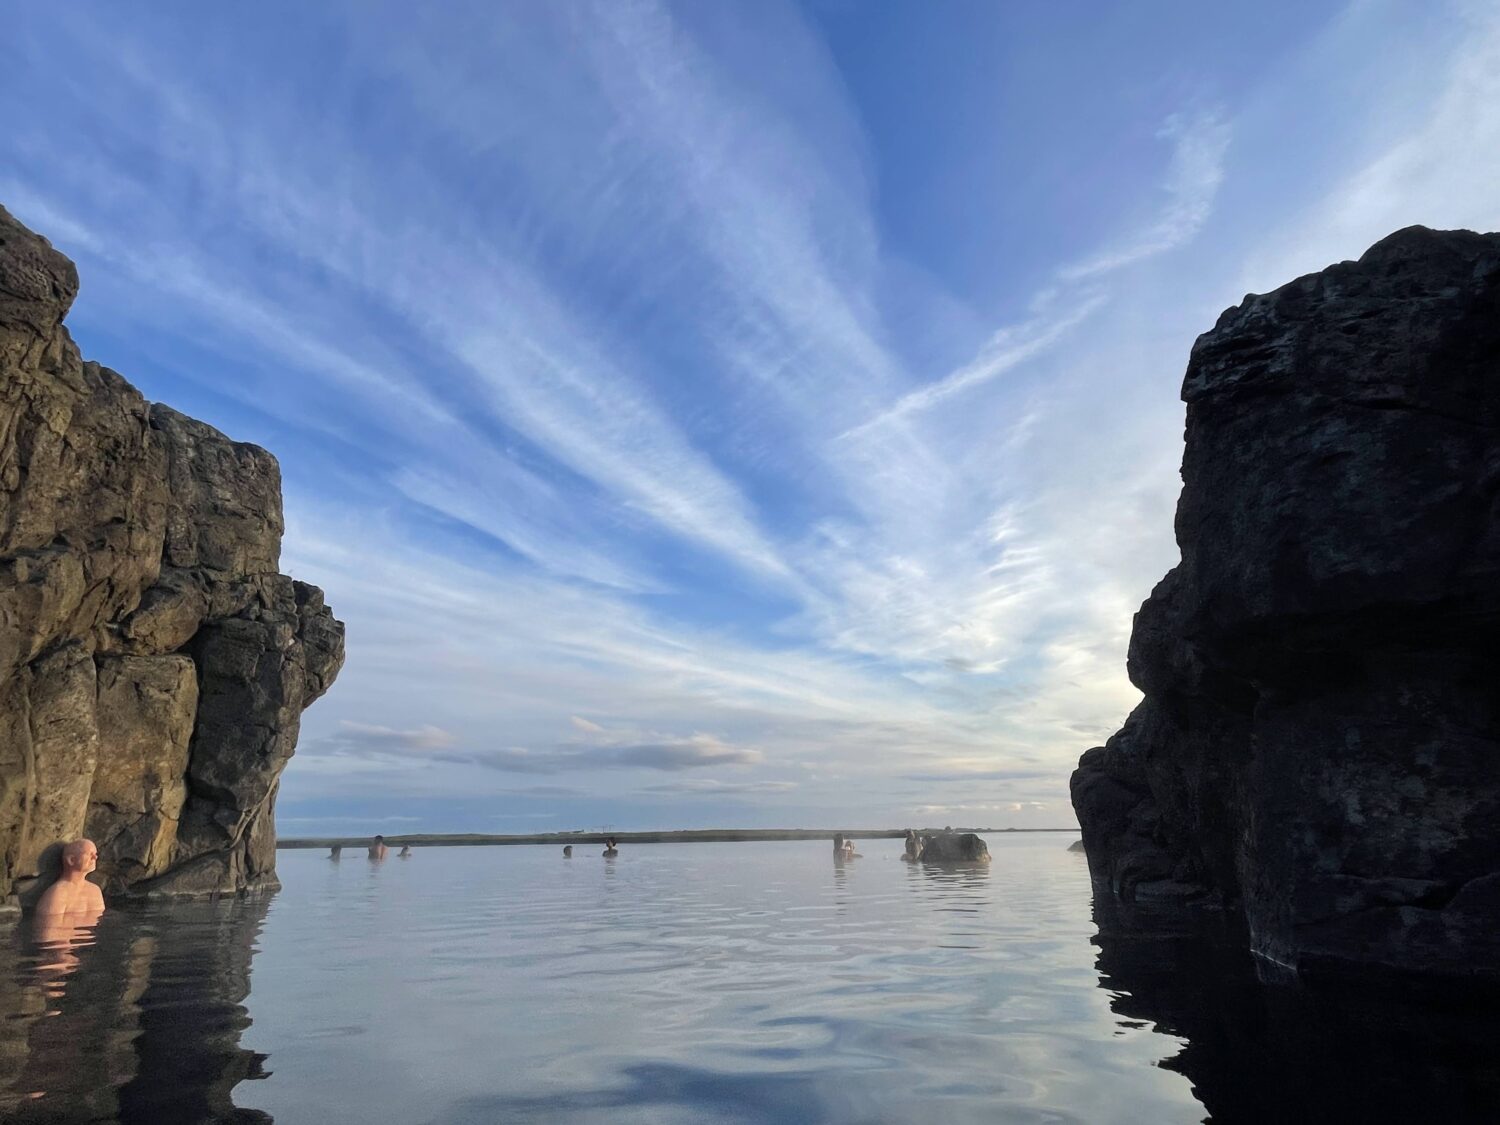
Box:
(916, 832), (990, 863)
(0, 204), (343, 901)
(1072, 226), (1500, 982)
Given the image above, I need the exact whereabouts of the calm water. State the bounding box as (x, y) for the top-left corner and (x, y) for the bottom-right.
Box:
(1, 836), (1496, 1123)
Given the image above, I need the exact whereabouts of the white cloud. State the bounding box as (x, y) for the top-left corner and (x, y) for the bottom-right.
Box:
(1240, 4), (1500, 293)
(841, 294), (1108, 438)
(7, 0), (1492, 834)
(278, 815), (422, 826)
(1058, 110), (1232, 282)
(329, 722), (456, 751)
(912, 803), (1036, 817)
(473, 735), (764, 774)
(639, 779), (798, 796)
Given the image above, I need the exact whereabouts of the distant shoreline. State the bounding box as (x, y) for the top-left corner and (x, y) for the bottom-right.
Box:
(277, 827), (1082, 849)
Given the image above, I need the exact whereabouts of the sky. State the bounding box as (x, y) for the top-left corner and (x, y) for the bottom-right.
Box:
(4, 0), (1499, 835)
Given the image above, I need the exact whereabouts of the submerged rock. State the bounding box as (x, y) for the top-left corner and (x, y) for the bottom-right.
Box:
(1071, 226), (1500, 983)
(0, 204), (344, 901)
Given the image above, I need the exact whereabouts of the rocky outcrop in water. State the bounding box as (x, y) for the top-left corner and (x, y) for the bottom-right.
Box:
(0, 205), (343, 901)
(1072, 227), (1500, 982)
(916, 832), (990, 863)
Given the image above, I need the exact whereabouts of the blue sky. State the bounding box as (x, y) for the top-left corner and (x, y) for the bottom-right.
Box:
(5, 1), (1498, 835)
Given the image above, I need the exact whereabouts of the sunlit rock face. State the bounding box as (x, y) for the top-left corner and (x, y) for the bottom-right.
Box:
(0, 204), (344, 900)
(1072, 226), (1500, 982)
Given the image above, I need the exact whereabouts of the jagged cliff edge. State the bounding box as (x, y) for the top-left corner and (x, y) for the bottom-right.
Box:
(0, 204), (344, 902)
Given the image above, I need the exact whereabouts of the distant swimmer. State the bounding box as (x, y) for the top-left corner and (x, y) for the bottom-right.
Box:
(902, 829), (921, 862)
(602, 837), (618, 857)
(35, 840), (105, 918)
(563, 845), (573, 857)
(369, 835), (388, 860)
(330, 845), (342, 860)
(398, 844), (412, 858)
(833, 834), (859, 860)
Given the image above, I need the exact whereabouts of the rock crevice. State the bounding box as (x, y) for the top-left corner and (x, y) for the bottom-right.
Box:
(0, 204), (343, 901)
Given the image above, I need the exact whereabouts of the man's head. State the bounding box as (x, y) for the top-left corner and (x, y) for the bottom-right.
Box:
(62, 839), (98, 874)
(374, 835), (384, 843)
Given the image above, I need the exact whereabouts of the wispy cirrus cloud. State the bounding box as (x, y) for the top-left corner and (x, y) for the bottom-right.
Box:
(279, 815), (422, 826)
(845, 109), (1230, 439)
(1239, 3), (1500, 294)
(839, 294), (1109, 439)
(1058, 110), (1232, 282)
(6, 0), (1493, 833)
(639, 779), (798, 796)
(332, 723), (457, 751)
(471, 736), (763, 775)
(900, 769), (1055, 784)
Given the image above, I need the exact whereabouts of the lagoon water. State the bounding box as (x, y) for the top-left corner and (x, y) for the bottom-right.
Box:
(1, 835), (1496, 1123)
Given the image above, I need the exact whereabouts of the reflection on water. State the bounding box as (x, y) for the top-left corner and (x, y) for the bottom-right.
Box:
(0, 899), (270, 1123)
(0, 839), (1495, 1122)
(1092, 899), (1500, 1123)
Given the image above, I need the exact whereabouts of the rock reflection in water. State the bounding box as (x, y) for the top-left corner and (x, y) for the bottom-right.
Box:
(0, 898), (272, 1123)
(910, 859), (990, 883)
(1092, 897), (1500, 1123)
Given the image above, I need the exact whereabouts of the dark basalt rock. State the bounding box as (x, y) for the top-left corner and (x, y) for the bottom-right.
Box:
(1072, 226), (1500, 982)
(917, 832), (990, 863)
(0, 204), (344, 901)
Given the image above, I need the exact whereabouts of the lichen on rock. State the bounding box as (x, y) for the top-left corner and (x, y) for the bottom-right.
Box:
(0, 204), (344, 901)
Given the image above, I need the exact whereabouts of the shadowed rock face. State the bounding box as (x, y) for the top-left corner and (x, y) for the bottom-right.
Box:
(0, 204), (343, 901)
(917, 832), (990, 863)
(1072, 226), (1500, 982)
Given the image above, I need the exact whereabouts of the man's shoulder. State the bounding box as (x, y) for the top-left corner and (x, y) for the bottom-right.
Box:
(34, 882), (77, 914)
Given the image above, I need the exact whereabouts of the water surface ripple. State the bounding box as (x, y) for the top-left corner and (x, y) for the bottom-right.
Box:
(1, 836), (1495, 1123)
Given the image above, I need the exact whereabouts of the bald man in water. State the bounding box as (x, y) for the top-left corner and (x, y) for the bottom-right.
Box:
(34, 839), (105, 918)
